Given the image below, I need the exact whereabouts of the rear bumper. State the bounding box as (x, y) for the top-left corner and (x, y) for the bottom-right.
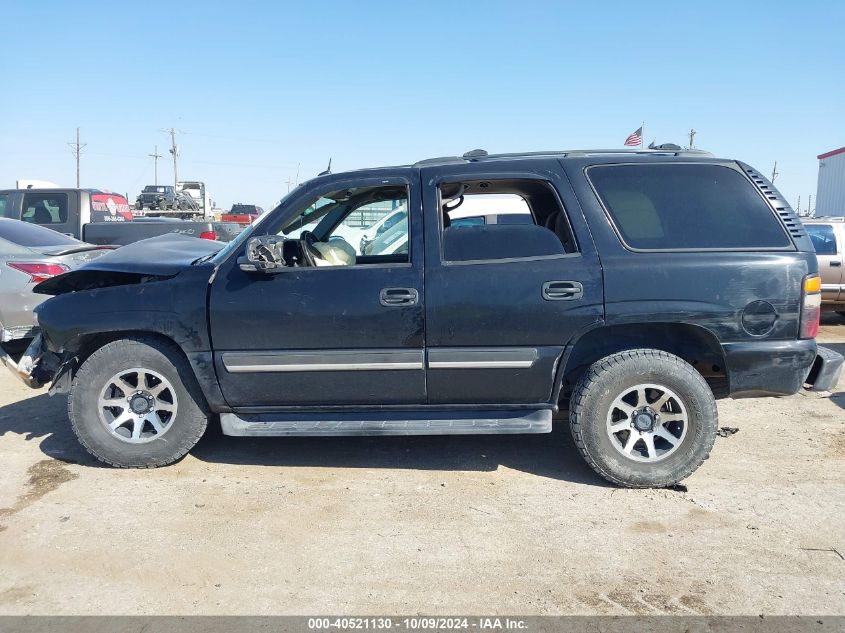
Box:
(805, 345), (844, 392)
(722, 339), (839, 398)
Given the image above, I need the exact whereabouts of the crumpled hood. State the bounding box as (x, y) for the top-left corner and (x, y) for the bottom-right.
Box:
(34, 233), (223, 295)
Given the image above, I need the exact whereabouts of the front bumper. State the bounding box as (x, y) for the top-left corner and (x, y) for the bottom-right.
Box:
(723, 339), (843, 397)
(0, 334), (48, 388)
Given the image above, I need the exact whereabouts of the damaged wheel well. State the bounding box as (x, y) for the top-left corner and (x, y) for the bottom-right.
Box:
(559, 322), (728, 402)
(58, 332), (211, 413)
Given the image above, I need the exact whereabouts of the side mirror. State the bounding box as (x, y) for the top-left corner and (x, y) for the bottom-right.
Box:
(239, 235), (286, 272)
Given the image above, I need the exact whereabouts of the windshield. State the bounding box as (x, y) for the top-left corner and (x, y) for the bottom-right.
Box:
(0, 217), (81, 248)
(144, 186), (166, 193)
(207, 187), (305, 265)
(281, 196), (339, 237)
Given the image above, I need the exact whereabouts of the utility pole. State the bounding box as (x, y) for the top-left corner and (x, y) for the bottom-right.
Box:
(797, 195), (801, 215)
(688, 128), (696, 149)
(285, 177), (293, 193)
(168, 128), (179, 188)
(67, 127), (86, 188)
(771, 161), (779, 183)
(808, 194), (813, 217)
(148, 145), (163, 185)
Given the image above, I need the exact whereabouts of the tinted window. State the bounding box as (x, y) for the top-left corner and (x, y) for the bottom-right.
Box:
(588, 164), (790, 250)
(806, 224), (837, 255)
(0, 218), (80, 247)
(0, 194), (7, 216)
(22, 193), (69, 225)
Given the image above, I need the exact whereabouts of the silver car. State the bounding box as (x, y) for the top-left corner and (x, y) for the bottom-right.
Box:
(0, 218), (111, 347)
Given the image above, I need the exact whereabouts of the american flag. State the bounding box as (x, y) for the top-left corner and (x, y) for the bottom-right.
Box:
(624, 126), (643, 147)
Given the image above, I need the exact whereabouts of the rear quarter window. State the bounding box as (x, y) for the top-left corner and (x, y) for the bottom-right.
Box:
(588, 164), (791, 250)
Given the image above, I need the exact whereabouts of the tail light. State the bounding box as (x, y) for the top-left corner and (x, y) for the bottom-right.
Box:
(199, 230), (218, 241)
(7, 262), (69, 283)
(799, 274), (821, 339)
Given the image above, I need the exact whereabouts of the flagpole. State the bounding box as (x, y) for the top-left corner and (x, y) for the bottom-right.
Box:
(641, 121), (645, 149)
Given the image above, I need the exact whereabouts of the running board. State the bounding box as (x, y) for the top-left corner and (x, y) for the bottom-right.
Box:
(220, 409), (552, 437)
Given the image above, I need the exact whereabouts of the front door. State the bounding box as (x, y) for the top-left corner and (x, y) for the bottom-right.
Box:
(209, 173), (425, 408)
(421, 162), (604, 405)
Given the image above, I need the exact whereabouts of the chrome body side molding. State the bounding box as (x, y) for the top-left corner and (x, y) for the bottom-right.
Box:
(427, 347), (538, 369)
(222, 348), (540, 373)
(222, 349), (424, 373)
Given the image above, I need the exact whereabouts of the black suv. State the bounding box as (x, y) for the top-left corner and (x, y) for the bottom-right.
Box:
(16, 149), (842, 487)
(136, 185), (195, 212)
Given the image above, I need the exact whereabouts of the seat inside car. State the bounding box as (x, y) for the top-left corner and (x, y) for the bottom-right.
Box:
(32, 202), (55, 224)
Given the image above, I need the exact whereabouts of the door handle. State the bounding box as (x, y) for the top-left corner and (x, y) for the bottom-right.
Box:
(542, 281), (583, 301)
(831, 261), (842, 267)
(379, 287), (419, 307)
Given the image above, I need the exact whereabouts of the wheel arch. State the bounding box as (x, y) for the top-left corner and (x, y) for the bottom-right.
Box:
(61, 330), (225, 414)
(558, 322), (728, 403)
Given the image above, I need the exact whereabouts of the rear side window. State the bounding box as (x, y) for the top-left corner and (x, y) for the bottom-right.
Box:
(588, 164), (791, 250)
(0, 194), (7, 216)
(22, 193), (69, 225)
(806, 224), (837, 255)
(438, 180), (578, 262)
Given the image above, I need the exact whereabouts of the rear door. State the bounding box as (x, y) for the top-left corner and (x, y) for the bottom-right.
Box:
(421, 161), (604, 405)
(806, 223), (842, 301)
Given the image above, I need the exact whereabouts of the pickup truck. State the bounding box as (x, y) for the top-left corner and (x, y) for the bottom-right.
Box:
(802, 217), (845, 314)
(11, 148), (844, 488)
(0, 188), (242, 245)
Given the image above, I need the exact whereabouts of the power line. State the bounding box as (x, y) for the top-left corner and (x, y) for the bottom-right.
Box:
(148, 145), (163, 185)
(168, 128), (178, 187)
(179, 130), (287, 146)
(67, 127), (87, 187)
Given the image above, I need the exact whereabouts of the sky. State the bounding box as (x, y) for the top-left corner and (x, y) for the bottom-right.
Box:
(1, 1), (843, 212)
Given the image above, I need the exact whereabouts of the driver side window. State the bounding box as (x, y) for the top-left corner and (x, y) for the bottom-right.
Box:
(281, 186), (410, 266)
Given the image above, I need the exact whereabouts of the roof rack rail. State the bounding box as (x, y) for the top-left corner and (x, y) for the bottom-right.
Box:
(409, 148), (714, 169)
(412, 156), (468, 167)
(464, 148), (713, 161)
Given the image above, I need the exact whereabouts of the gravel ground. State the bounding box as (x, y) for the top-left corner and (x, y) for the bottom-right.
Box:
(0, 320), (843, 615)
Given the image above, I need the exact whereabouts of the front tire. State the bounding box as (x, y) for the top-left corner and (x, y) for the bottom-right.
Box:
(69, 336), (208, 468)
(569, 349), (717, 488)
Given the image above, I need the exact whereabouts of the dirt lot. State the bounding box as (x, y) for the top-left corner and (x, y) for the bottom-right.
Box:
(0, 321), (843, 616)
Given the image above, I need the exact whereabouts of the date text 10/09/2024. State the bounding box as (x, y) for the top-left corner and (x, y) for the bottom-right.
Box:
(307, 618), (528, 630)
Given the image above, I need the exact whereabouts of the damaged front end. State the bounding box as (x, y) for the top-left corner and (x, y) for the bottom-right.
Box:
(1, 234), (223, 391)
(0, 334), (62, 388)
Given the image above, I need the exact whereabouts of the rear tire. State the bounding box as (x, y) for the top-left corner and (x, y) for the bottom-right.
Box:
(569, 349), (717, 488)
(69, 336), (208, 468)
